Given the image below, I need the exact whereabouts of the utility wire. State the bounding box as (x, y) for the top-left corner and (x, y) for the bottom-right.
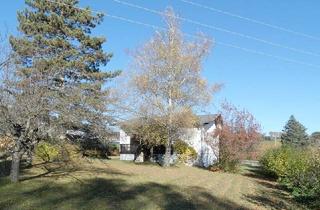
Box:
(43, 0), (320, 69)
(111, 0), (320, 58)
(105, 14), (320, 70)
(178, 0), (320, 41)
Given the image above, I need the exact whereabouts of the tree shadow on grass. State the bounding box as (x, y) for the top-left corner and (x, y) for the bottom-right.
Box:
(0, 177), (250, 210)
(242, 164), (275, 181)
(20, 161), (131, 182)
(242, 164), (304, 210)
(0, 159), (11, 177)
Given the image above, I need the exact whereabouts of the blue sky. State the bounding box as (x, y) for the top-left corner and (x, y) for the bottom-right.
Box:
(1, 0), (319, 134)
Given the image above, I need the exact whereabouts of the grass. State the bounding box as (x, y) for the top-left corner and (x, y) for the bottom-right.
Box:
(259, 140), (281, 152)
(0, 157), (305, 210)
(246, 140), (282, 160)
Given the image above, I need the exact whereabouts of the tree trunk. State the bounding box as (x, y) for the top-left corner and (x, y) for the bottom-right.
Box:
(163, 142), (171, 167)
(10, 151), (22, 183)
(150, 146), (154, 161)
(163, 96), (173, 167)
(25, 150), (33, 167)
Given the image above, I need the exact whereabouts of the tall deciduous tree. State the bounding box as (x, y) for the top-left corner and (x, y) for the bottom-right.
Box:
(281, 115), (309, 146)
(0, 0), (119, 182)
(127, 8), (218, 167)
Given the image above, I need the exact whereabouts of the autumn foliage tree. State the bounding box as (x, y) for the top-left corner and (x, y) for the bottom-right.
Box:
(126, 8), (218, 167)
(217, 102), (261, 171)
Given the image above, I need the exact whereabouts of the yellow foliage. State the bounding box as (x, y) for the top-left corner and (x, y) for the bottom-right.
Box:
(35, 142), (60, 162)
(0, 136), (14, 152)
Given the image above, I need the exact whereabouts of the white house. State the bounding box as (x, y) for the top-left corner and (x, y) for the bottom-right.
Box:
(119, 129), (135, 161)
(119, 114), (222, 168)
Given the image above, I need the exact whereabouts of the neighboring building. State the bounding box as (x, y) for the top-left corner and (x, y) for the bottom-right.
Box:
(118, 114), (223, 168)
(269, 132), (282, 140)
(119, 129), (136, 161)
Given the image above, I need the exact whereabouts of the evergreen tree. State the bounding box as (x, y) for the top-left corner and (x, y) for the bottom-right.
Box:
(281, 115), (309, 146)
(1, 0), (119, 182)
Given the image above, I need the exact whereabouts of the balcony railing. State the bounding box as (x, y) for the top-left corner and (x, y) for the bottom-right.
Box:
(120, 144), (138, 154)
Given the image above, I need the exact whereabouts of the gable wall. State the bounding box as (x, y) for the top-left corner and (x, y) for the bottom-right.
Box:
(180, 124), (219, 167)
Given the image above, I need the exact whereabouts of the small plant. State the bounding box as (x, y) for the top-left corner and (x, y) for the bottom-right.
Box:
(173, 140), (197, 164)
(108, 144), (120, 156)
(35, 142), (60, 162)
(82, 149), (107, 158)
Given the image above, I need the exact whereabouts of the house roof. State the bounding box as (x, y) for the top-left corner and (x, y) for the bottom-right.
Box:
(118, 114), (221, 131)
(197, 114), (219, 126)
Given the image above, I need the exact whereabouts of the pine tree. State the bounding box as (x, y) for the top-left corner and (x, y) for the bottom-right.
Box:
(281, 115), (309, 146)
(1, 0), (119, 182)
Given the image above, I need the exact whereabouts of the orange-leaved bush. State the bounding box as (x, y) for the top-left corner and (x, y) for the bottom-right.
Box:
(217, 102), (261, 171)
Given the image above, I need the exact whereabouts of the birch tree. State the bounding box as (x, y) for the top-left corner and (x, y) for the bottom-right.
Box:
(128, 8), (217, 167)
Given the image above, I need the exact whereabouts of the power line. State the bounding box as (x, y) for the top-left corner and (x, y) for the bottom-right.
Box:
(105, 14), (320, 70)
(178, 0), (320, 41)
(111, 0), (320, 58)
(42, 0), (320, 69)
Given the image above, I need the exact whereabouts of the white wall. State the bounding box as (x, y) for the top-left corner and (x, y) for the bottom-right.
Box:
(120, 154), (135, 161)
(180, 125), (219, 167)
(118, 126), (219, 167)
(119, 129), (130, 144)
(119, 129), (135, 160)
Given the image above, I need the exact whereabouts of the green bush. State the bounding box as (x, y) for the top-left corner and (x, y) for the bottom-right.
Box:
(107, 144), (120, 156)
(83, 149), (107, 158)
(260, 146), (320, 207)
(173, 140), (197, 164)
(260, 146), (294, 178)
(218, 157), (240, 172)
(288, 150), (320, 204)
(35, 142), (60, 162)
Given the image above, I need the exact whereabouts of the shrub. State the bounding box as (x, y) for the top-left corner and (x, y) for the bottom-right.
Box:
(107, 144), (120, 156)
(59, 143), (82, 162)
(260, 146), (293, 178)
(173, 140), (197, 164)
(35, 142), (60, 162)
(288, 149), (320, 204)
(260, 146), (320, 207)
(82, 149), (107, 158)
(218, 155), (240, 172)
(215, 102), (261, 172)
(78, 138), (108, 158)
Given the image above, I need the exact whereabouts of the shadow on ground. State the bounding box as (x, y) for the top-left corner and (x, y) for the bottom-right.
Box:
(0, 159), (11, 177)
(0, 161), (305, 210)
(242, 164), (303, 210)
(0, 176), (249, 210)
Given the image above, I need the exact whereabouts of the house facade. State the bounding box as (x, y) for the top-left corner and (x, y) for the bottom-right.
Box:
(119, 114), (222, 168)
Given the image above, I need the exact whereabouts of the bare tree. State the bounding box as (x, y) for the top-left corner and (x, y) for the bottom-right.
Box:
(0, 32), (13, 159)
(126, 8), (219, 167)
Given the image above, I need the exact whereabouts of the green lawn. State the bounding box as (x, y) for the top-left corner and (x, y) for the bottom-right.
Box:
(0, 158), (304, 210)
